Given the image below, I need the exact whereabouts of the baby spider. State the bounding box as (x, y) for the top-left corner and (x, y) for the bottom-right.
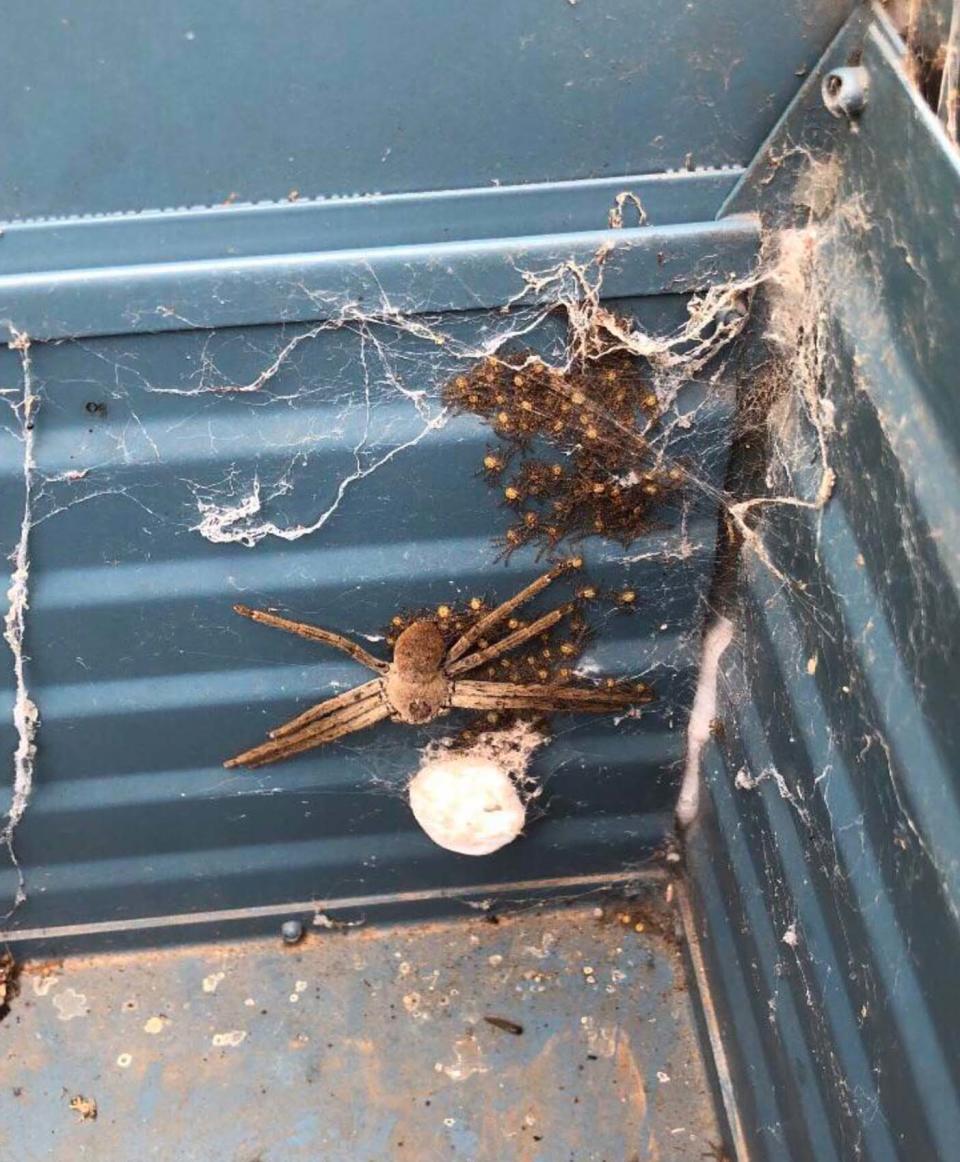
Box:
(224, 562), (646, 769)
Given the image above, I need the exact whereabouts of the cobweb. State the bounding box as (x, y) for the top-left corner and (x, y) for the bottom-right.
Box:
(0, 192), (833, 916)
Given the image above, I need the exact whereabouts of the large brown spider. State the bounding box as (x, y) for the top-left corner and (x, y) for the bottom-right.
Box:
(224, 562), (645, 769)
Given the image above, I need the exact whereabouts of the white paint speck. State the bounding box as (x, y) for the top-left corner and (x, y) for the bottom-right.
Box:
(657, 1070), (671, 1083)
(53, 988), (88, 1021)
(294, 980), (307, 993)
(116, 1053), (132, 1069)
(202, 971), (225, 993)
(32, 975), (58, 997)
(436, 1035), (488, 1082)
(143, 1016), (167, 1035)
(212, 1030), (247, 1048)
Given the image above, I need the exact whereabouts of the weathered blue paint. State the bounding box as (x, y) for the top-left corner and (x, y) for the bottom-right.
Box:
(0, 899), (724, 1161)
(0, 287), (735, 933)
(0, 1), (851, 220)
(7, 5), (954, 1158)
(0, 211), (760, 342)
(686, 7), (960, 1159)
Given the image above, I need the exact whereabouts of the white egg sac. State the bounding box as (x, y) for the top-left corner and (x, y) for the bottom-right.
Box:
(408, 756), (526, 856)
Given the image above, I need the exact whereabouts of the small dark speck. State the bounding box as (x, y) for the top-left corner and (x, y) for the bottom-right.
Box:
(84, 400), (107, 416)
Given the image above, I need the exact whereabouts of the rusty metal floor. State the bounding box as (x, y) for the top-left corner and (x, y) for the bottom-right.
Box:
(0, 896), (726, 1161)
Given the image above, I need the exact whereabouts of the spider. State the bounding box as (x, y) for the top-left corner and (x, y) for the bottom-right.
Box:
(224, 561), (646, 769)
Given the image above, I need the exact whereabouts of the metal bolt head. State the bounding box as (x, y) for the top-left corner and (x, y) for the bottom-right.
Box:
(281, 919), (304, 945)
(822, 67), (869, 119)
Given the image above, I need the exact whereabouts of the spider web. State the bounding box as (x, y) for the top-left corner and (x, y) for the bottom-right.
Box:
(0, 195), (768, 897)
(1, 157), (934, 963)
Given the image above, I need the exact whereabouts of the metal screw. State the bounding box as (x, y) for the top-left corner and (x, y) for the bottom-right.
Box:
(281, 919), (304, 945)
(822, 67), (869, 118)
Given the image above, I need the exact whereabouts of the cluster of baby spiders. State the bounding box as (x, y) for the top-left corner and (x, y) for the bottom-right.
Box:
(443, 349), (685, 554)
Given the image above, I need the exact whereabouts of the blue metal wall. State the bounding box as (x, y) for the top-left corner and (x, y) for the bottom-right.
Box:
(1, 1), (847, 219)
(686, 8), (960, 1159)
(0, 257), (743, 932)
(1, 0), (824, 937)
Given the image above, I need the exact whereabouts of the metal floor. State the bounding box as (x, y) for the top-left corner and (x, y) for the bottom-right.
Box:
(0, 896), (725, 1161)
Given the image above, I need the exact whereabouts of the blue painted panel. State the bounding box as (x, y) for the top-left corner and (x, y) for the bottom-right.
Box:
(1, 278), (739, 932)
(686, 11), (960, 1160)
(0, 0), (851, 219)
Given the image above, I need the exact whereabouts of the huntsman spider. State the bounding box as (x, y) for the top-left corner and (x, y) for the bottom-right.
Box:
(225, 562), (645, 769)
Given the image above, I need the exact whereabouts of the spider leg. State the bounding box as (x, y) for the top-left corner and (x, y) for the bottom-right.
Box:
(224, 691), (391, 769)
(446, 604), (572, 676)
(445, 562), (575, 664)
(268, 678), (385, 740)
(233, 605), (388, 673)
(450, 679), (640, 713)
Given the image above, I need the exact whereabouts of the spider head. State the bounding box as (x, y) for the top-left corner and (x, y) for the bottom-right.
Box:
(394, 619), (445, 678)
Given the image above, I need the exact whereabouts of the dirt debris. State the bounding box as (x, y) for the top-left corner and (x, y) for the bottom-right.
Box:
(0, 950), (21, 1020)
(67, 1094), (98, 1122)
(483, 1015), (524, 1036)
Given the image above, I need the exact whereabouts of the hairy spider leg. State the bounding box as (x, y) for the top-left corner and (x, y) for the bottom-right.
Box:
(445, 563), (574, 664)
(233, 605), (389, 673)
(445, 604), (573, 677)
(224, 694), (391, 769)
(449, 679), (639, 713)
(269, 678), (386, 739)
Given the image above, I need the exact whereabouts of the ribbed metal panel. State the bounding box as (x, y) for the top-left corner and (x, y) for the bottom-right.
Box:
(0, 157), (757, 935)
(687, 11), (960, 1159)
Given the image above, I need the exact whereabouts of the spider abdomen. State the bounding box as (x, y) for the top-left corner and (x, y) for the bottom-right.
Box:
(385, 619), (450, 723)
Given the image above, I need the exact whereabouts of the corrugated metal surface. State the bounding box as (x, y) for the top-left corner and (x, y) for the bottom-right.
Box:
(0, 13), (783, 938)
(8, 4), (886, 947)
(686, 9), (960, 1159)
